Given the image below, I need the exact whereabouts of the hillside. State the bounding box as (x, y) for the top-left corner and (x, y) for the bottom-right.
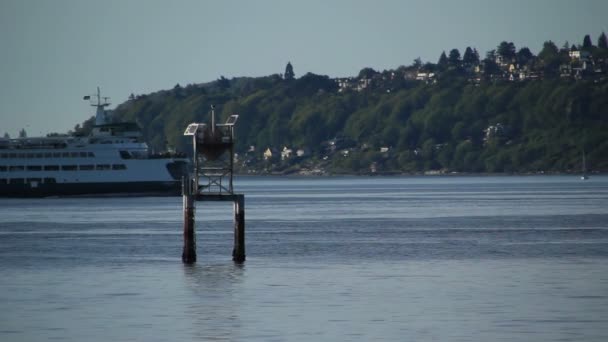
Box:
(75, 36), (608, 175)
(96, 75), (606, 174)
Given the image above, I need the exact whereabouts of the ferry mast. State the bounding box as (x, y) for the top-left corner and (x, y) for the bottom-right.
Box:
(84, 87), (111, 125)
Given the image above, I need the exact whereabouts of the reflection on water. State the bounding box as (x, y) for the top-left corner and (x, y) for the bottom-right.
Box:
(181, 263), (245, 341)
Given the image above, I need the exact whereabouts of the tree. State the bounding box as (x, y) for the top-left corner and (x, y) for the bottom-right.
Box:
(19, 128), (27, 138)
(3, 132), (9, 139)
(421, 62), (436, 73)
(486, 49), (496, 60)
(217, 76), (230, 90)
(413, 57), (422, 69)
(358, 67), (378, 79)
(284, 62), (295, 81)
(497, 41), (516, 62)
(437, 51), (448, 70)
(538, 41), (559, 61)
(582, 34), (593, 50)
(462, 47), (480, 67)
(516, 47), (534, 66)
(448, 48), (461, 68)
(599, 32), (608, 49)
(482, 51), (500, 76)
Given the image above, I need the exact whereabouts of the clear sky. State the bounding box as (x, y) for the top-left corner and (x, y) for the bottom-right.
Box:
(1, 0), (606, 137)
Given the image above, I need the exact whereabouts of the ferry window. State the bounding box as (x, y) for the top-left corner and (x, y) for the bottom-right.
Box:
(53, 152), (61, 158)
(45, 153), (52, 158)
(112, 164), (127, 170)
(88, 152), (95, 157)
(0, 179), (7, 184)
(10, 178), (24, 184)
(61, 165), (77, 171)
(96, 164), (111, 170)
(18, 153), (25, 158)
(80, 165), (94, 171)
(0, 166), (6, 172)
(9, 166), (24, 171)
(36, 153), (43, 158)
(1, 153), (7, 158)
(27, 165), (42, 171)
(9, 153), (17, 158)
(62, 152), (69, 158)
(25, 153), (33, 158)
(119, 150), (132, 159)
(70, 152), (79, 157)
(80, 152), (87, 157)
(44, 165), (59, 171)
(27, 178), (42, 183)
(43, 178), (56, 184)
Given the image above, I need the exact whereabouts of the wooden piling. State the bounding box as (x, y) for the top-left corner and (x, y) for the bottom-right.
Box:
(232, 195), (245, 263)
(182, 181), (196, 264)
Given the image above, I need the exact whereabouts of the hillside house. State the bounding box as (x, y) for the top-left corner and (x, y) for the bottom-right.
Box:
(281, 147), (293, 160)
(296, 148), (307, 157)
(263, 148), (277, 161)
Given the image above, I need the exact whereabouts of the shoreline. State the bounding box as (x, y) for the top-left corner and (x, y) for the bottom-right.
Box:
(235, 171), (605, 177)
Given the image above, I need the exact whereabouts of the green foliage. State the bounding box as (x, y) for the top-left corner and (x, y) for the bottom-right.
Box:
(599, 32), (608, 49)
(497, 41), (516, 61)
(284, 62), (295, 81)
(102, 59), (607, 175)
(437, 51), (448, 71)
(582, 34), (593, 50)
(462, 47), (479, 67)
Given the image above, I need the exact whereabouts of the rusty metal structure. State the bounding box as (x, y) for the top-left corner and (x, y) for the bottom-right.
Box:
(181, 106), (244, 263)
(183, 106), (238, 195)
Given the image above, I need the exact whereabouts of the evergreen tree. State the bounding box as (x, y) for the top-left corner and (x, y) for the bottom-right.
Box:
(538, 41), (560, 77)
(516, 47), (534, 66)
(497, 41), (516, 61)
(217, 76), (230, 90)
(462, 47), (479, 67)
(413, 57), (422, 69)
(538, 41), (559, 60)
(19, 128), (27, 138)
(3, 132), (9, 139)
(598, 32), (608, 49)
(284, 62), (295, 81)
(448, 48), (461, 67)
(486, 49), (496, 60)
(482, 57), (500, 77)
(437, 51), (448, 70)
(358, 67), (378, 79)
(582, 34), (593, 50)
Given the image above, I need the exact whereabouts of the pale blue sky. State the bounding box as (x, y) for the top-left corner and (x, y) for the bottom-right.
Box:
(1, 0), (606, 137)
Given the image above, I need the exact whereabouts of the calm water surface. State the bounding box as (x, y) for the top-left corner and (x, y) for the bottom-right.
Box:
(1, 175), (608, 341)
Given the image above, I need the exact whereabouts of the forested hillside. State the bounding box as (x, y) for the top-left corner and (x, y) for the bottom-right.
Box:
(75, 36), (608, 174)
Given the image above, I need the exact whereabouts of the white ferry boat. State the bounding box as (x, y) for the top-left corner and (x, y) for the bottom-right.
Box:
(0, 88), (189, 197)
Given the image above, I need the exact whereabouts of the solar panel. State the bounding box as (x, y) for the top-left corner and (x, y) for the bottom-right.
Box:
(183, 123), (200, 136)
(225, 114), (239, 126)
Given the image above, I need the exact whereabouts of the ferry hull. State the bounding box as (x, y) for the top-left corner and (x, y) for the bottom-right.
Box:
(0, 181), (181, 198)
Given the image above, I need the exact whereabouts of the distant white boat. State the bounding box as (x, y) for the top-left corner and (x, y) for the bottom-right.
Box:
(0, 87), (189, 197)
